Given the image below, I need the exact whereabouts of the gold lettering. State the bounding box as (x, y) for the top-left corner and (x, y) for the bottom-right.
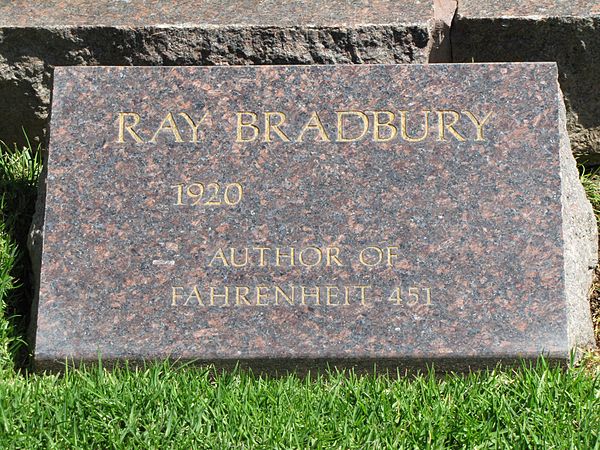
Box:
(275, 247), (295, 266)
(254, 247), (270, 267)
(354, 285), (370, 305)
(117, 112), (143, 143)
(437, 110), (466, 142)
(343, 286), (351, 305)
(337, 111), (369, 142)
(386, 246), (399, 266)
(179, 112), (208, 143)
(173, 284), (430, 308)
(264, 112), (290, 142)
(209, 286), (229, 306)
(326, 247), (344, 267)
(275, 285), (295, 305)
(149, 112), (184, 143)
(229, 248), (249, 268)
(463, 111), (492, 141)
(208, 248), (229, 267)
(424, 287), (432, 305)
(400, 110), (430, 142)
(407, 287), (420, 306)
(371, 111), (397, 142)
(171, 286), (183, 306)
(256, 286), (270, 306)
(236, 112), (260, 142)
(235, 286), (252, 305)
(325, 286), (339, 305)
(301, 286), (320, 305)
(298, 247), (322, 267)
(185, 286), (204, 306)
(387, 286), (403, 305)
(296, 112), (331, 142)
(359, 246), (383, 267)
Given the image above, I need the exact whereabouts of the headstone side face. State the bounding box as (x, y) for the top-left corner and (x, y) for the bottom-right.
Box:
(32, 63), (597, 372)
(557, 91), (598, 350)
(0, 0), (450, 149)
(452, 1), (600, 162)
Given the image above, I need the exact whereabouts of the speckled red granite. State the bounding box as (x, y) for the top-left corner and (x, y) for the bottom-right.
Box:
(0, 0), (430, 27)
(33, 64), (591, 372)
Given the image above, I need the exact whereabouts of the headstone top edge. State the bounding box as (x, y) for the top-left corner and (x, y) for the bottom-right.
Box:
(0, 0), (434, 28)
(457, 0), (600, 19)
(52, 62), (560, 74)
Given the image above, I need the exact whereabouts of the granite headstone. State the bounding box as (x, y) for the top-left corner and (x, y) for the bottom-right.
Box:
(32, 63), (597, 372)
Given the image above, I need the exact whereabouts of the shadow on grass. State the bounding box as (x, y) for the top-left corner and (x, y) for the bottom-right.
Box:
(580, 165), (600, 349)
(0, 134), (42, 370)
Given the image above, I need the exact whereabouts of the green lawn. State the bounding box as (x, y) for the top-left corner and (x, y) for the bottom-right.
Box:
(1, 361), (598, 449)
(0, 140), (599, 449)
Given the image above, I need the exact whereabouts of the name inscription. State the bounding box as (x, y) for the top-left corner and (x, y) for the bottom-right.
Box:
(117, 109), (493, 144)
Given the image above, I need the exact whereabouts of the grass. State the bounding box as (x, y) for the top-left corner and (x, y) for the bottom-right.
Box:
(0, 361), (598, 449)
(0, 209), (20, 376)
(0, 136), (41, 374)
(581, 166), (600, 223)
(0, 138), (598, 448)
(581, 166), (600, 348)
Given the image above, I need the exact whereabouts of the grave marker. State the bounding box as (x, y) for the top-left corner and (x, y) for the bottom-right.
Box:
(32, 64), (597, 371)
